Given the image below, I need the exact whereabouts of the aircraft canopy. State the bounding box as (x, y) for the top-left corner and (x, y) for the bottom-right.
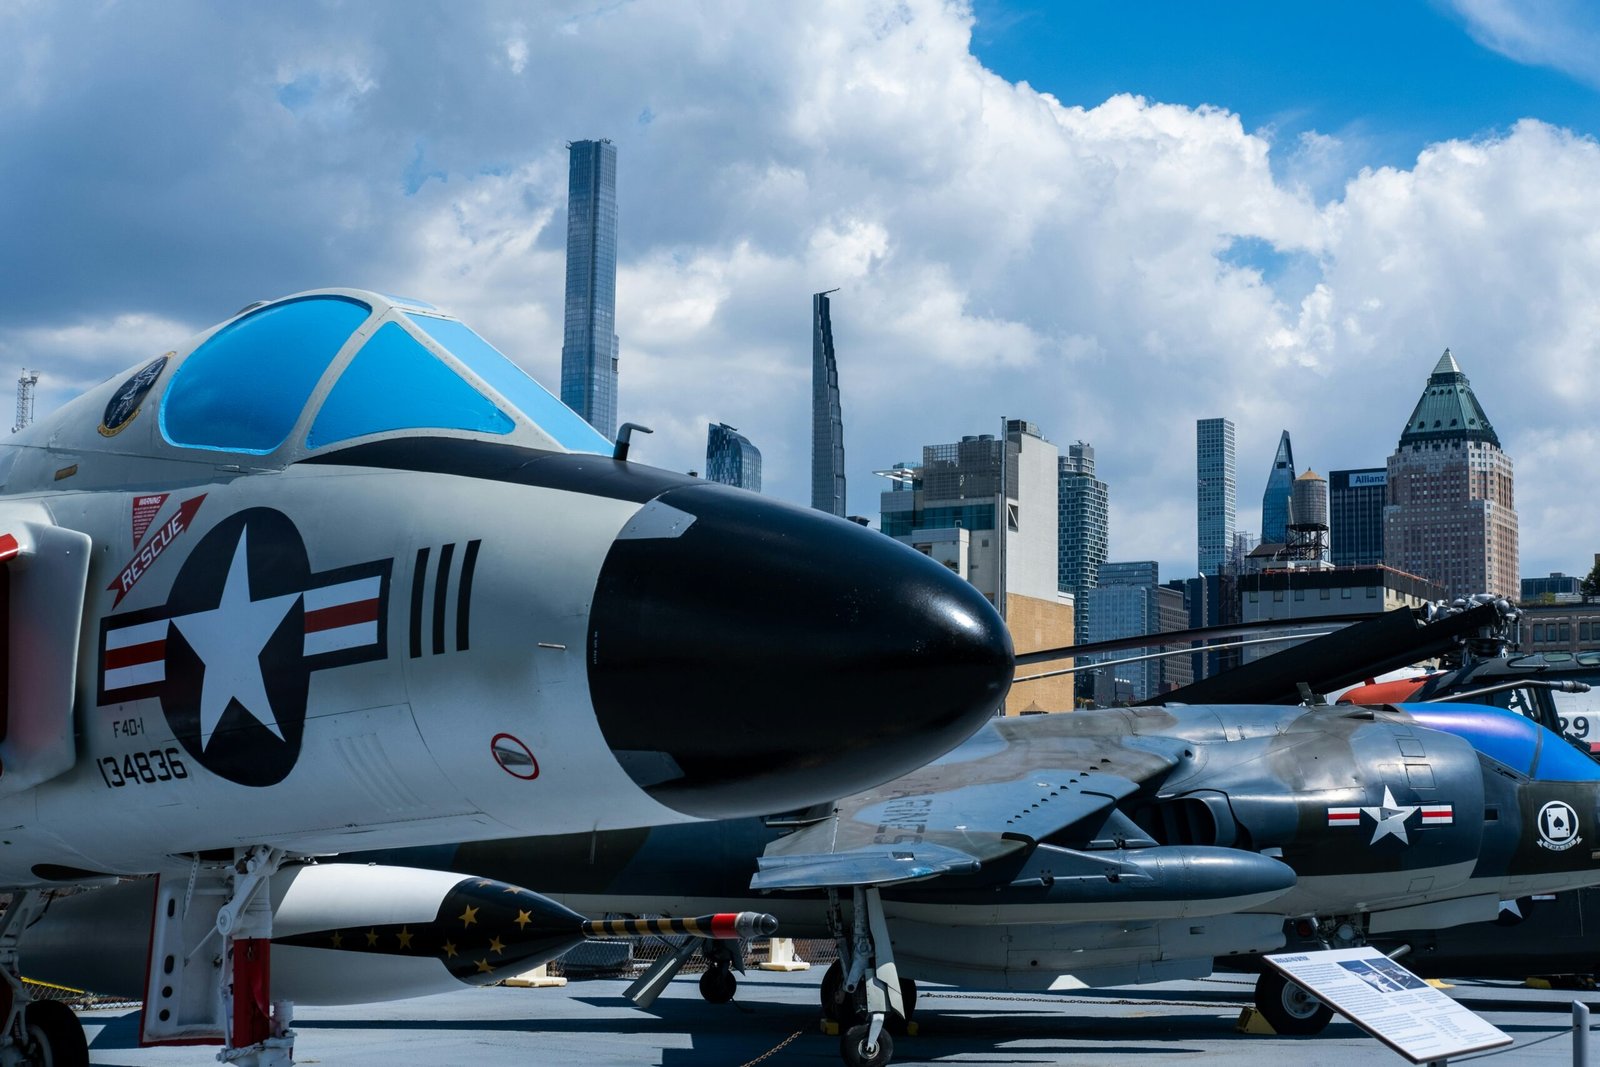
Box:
(159, 293), (610, 456)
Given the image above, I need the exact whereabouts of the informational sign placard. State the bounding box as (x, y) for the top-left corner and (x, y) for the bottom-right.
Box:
(1264, 947), (1511, 1063)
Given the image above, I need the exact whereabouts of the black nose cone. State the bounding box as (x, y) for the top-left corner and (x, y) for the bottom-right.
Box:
(587, 483), (1012, 818)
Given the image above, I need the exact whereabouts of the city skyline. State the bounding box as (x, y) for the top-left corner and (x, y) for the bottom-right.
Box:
(7, 3), (1600, 583)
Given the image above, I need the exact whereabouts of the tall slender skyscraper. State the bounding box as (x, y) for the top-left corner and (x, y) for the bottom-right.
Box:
(1196, 418), (1236, 577)
(1058, 441), (1108, 642)
(705, 422), (762, 492)
(561, 139), (619, 439)
(1259, 430), (1295, 544)
(811, 289), (845, 516)
(1384, 350), (1518, 599)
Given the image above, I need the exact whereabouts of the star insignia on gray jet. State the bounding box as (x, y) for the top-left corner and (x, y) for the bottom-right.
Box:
(1361, 786), (1418, 845)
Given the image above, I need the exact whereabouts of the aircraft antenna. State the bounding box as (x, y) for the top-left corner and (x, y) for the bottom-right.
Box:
(13, 368), (39, 433)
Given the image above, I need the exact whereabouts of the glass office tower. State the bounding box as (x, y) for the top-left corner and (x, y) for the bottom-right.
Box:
(705, 422), (763, 492)
(1058, 441), (1108, 643)
(1329, 468), (1387, 567)
(1196, 417), (1236, 577)
(561, 139), (620, 439)
(811, 290), (845, 516)
(1259, 430), (1296, 544)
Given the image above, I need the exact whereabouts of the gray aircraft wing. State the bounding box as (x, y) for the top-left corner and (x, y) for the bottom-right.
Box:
(752, 718), (1189, 890)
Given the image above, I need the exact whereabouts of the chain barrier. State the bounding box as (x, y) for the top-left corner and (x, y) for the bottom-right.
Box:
(921, 991), (1242, 1010)
(738, 1029), (805, 1066)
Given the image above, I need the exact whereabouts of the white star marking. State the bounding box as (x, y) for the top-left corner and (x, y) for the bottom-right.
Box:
(172, 531), (300, 751)
(1361, 786), (1418, 845)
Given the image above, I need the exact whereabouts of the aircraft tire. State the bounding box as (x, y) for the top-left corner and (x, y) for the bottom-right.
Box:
(25, 1000), (89, 1067)
(840, 1023), (893, 1067)
(821, 959), (847, 1022)
(1255, 970), (1333, 1036)
(699, 965), (737, 1004)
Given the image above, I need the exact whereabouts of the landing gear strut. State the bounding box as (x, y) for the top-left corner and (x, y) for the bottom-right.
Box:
(696, 936), (743, 1004)
(144, 847), (295, 1067)
(0, 891), (89, 1067)
(821, 959), (916, 1033)
(825, 887), (910, 1066)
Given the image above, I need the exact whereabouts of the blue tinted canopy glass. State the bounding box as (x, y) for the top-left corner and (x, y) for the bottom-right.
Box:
(163, 296), (371, 454)
(406, 314), (611, 454)
(307, 322), (514, 448)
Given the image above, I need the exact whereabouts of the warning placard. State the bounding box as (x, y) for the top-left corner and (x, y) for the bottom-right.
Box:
(1265, 947), (1511, 1063)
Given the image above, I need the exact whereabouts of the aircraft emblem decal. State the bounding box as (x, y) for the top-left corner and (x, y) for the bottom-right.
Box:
(107, 493), (206, 607)
(1537, 800), (1582, 852)
(98, 507), (392, 787)
(98, 353), (168, 438)
(1327, 787), (1453, 845)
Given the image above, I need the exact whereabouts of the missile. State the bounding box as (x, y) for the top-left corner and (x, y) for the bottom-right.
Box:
(24, 865), (774, 1006)
(581, 913), (777, 941)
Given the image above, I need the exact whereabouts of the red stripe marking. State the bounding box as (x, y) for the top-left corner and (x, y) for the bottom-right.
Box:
(1421, 808), (1452, 817)
(104, 639), (166, 670)
(710, 914), (738, 939)
(304, 599), (379, 634)
(0, 534), (18, 562)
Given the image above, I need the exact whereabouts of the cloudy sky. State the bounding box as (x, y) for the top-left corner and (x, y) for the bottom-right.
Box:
(4, 0), (1599, 583)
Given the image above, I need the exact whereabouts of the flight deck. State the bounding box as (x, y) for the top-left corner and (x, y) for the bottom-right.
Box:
(77, 970), (1588, 1066)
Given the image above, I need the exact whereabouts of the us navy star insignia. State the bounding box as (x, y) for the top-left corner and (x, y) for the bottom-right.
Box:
(1362, 786), (1418, 845)
(173, 531), (298, 750)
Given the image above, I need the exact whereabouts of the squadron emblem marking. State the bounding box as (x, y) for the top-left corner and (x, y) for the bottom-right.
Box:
(1537, 800), (1581, 852)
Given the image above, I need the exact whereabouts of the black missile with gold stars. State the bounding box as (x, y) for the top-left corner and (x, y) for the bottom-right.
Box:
(274, 871), (777, 985)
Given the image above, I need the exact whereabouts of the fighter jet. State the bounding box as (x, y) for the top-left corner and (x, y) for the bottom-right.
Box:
(28, 686), (1578, 1064)
(0, 288), (1013, 1066)
(331, 697), (1600, 1067)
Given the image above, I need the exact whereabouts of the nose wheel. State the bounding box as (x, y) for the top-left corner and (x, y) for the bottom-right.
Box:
(841, 1022), (893, 1067)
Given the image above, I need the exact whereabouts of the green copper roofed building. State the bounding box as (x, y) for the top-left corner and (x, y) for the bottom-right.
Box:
(1384, 349), (1518, 600)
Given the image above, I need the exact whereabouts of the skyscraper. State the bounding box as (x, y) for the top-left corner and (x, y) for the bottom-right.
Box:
(1384, 350), (1519, 599)
(811, 290), (845, 516)
(1196, 417), (1236, 577)
(705, 422), (762, 492)
(1081, 561), (1191, 702)
(1058, 441), (1108, 642)
(1259, 430), (1295, 545)
(877, 421), (1074, 711)
(1329, 468), (1387, 567)
(560, 139), (619, 439)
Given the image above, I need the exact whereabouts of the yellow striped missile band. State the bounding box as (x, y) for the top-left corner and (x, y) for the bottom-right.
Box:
(578, 912), (779, 940)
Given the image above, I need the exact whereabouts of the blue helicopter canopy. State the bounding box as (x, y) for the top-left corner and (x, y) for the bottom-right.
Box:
(1402, 703), (1600, 781)
(159, 293), (609, 456)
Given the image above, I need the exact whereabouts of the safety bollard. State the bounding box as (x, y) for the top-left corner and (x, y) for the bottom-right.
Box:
(1575, 1000), (1590, 1066)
